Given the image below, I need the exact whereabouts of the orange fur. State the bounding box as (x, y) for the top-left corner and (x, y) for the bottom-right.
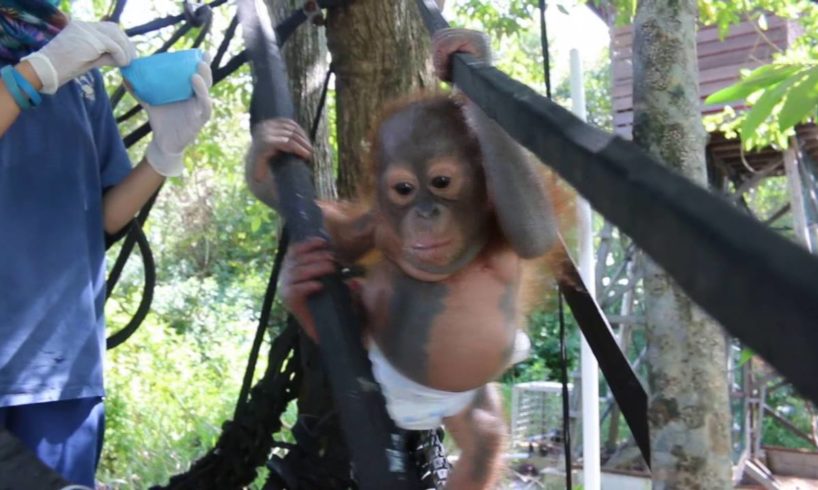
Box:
(519, 170), (575, 316)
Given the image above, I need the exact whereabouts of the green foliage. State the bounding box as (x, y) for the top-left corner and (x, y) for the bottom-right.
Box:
(451, 0), (541, 38)
(763, 384), (817, 450)
(504, 298), (582, 385)
(706, 63), (818, 151)
(706, 64), (804, 107)
(697, 1), (818, 151)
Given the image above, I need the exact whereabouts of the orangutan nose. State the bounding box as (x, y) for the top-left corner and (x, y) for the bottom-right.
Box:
(415, 202), (442, 219)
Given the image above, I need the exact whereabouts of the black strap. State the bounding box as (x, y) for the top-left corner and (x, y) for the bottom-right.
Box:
(236, 1), (421, 488)
(414, 0), (818, 407)
(556, 249), (650, 465)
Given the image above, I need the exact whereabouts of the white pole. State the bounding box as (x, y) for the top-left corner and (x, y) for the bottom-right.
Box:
(570, 47), (601, 490)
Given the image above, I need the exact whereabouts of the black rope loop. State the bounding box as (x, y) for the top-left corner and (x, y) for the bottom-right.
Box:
(106, 225), (156, 349)
(184, 0), (213, 28)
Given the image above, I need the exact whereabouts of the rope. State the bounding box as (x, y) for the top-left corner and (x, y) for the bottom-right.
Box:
(212, 14), (239, 69)
(558, 290), (572, 489)
(106, 0), (127, 23)
(106, 188), (160, 349)
(311, 65), (334, 141)
(106, 226), (156, 349)
(123, 0), (230, 37)
(234, 228), (289, 416)
(539, 1), (571, 483)
(539, 0), (551, 99)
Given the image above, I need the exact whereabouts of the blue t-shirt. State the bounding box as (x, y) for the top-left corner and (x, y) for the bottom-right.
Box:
(0, 68), (132, 407)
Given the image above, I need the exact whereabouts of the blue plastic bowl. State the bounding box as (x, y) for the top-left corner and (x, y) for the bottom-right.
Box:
(121, 49), (203, 106)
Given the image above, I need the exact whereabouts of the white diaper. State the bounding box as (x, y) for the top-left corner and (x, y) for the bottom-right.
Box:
(509, 329), (531, 366)
(368, 331), (531, 431)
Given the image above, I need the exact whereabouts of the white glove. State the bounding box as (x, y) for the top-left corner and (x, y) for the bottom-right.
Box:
(23, 21), (135, 94)
(144, 61), (213, 177)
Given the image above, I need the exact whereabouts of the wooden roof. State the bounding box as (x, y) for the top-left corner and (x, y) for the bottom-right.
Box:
(612, 15), (801, 139)
(607, 14), (811, 178)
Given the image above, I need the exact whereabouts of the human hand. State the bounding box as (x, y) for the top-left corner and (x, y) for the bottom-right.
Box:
(280, 237), (337, 342)
(143, 61), (213, 177)
(247, 118), (313, 181)
(23, 21), (135, 94)
(432, 28), (491, 82)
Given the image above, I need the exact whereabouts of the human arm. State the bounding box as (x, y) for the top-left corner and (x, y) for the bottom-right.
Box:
(102, 158), (164, 234)
(102, 62), (212, 234)
(0, 62), (43, 136)
(1, 21), (134, 137)
(442, 384), (506, 490)
(433, 28), (557, 258)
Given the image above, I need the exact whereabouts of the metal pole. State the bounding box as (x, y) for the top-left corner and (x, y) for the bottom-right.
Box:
(571, 47), (601, 490)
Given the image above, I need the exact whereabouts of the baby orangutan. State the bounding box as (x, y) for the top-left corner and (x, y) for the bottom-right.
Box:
(245, 29), (558, 490)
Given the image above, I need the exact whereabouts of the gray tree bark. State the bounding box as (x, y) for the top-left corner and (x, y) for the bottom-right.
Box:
(325, 0), (438, 197)
(270, 0), (336, 200)
(632, 1), (733, 488)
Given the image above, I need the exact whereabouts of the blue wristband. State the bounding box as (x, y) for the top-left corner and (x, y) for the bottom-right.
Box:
(11, 67), (41, 107)
(1, 65), (31, 110)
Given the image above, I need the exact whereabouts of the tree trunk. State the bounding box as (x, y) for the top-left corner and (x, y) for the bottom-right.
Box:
(326, 0), (437, 197)
(271, 0), (336, 200)
(632, 1), (733, 488)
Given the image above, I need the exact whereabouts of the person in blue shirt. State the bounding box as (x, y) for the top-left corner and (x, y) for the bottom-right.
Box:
(0, 0), (212, 486)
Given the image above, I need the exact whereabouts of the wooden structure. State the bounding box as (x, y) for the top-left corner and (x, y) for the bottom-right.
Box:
(603, 12), (818, 247)
(580, 5), (818, 486)
(609, 15), (800, 141)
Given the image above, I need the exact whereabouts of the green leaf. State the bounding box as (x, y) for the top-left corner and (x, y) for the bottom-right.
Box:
(705, 64), (803, 105)
(778, 66), (818, 131)
(557, 4), (570, 15)
(740, 75), (803, 146)
(250, 214), (262, 233)
(738, 347), (754, 367)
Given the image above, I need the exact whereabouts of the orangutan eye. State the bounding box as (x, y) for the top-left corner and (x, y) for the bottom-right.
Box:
(431, 176), (451, 189)
(394, 182), (415, 196)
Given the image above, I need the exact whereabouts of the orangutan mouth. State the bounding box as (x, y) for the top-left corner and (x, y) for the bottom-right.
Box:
(411, 239), (452, 251)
